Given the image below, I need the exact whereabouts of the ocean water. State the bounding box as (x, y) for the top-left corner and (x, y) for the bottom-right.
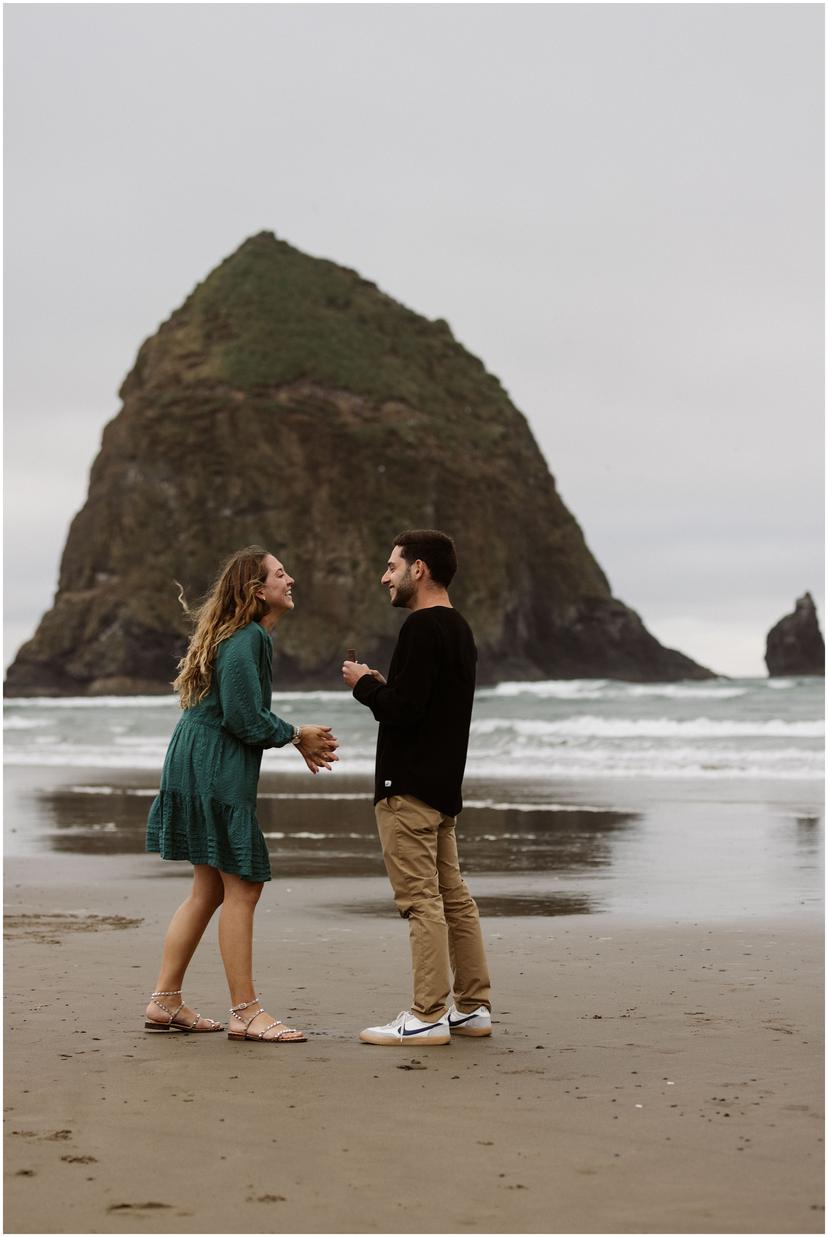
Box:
(4, 677), (824, 920)
(4, 676), (824, 780)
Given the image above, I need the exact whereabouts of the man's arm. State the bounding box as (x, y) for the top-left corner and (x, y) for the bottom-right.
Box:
(345, 618), (438, 725)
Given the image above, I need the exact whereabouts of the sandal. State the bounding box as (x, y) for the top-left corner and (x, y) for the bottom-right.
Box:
(228, 996), (307, 1043)
(144, 989), (224, 1034)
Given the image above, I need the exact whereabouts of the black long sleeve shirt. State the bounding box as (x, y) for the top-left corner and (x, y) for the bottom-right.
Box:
(352, 606), (477, 817)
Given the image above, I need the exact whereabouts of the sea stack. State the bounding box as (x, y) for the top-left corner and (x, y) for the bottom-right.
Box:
(5, 232), (713, 694)
(765, 593), (825, 677)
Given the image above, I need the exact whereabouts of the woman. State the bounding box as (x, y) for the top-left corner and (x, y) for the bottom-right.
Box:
(144, 546), (338, 1043)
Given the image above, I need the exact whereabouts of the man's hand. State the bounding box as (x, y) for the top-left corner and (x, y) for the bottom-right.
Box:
(341, 659), (383, 689)
(295, 724), (339, 774)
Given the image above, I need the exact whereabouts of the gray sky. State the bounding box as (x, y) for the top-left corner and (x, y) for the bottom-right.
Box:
(4, 3), (824, 678)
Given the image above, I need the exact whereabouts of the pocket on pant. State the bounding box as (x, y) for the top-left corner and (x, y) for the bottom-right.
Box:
(392, 795), (441, 819)
(390, 795), (443, 838)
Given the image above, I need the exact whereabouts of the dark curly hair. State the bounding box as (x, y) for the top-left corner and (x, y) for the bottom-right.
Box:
(392, 529), (457, 587)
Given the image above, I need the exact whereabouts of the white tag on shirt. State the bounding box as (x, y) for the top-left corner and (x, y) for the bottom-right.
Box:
(384, 780), (392, 787)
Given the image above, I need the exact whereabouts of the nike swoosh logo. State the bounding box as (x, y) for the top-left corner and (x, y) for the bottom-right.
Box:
(449, 1013), (479, 1026)
(402, 1024), (446, 1036)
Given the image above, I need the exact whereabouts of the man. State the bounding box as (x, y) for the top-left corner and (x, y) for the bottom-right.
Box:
(342, 529), (492, 1046)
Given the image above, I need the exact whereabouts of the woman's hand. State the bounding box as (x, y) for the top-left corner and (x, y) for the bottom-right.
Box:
(296, 725), (339, 774)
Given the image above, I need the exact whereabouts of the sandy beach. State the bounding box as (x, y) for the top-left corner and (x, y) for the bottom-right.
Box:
(4, 678), (824, 1234)
(5, 851), (823, 1235)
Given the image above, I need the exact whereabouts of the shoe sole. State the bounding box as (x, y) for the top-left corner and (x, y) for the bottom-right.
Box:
(144, 1021), (207, 1033)
(227, 1033), (307, 1043)
(144, 1021), (225, 1034)
(359, 1032), (451, 1046)
(450, 1024), (492, 1037)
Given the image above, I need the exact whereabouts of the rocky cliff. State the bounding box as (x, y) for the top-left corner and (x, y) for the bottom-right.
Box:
(6, 232), (713, 694)
(765, 593), (825, 676)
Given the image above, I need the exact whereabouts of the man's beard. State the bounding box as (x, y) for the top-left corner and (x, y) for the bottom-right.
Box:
(390, 568), (416, 608)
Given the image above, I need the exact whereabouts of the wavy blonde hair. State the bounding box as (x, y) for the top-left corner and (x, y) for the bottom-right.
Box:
(173, 545), (272, 709)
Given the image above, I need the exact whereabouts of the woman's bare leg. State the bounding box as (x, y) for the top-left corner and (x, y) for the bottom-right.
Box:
(217, 871), (261, 1005)
(145, 865), (224, 1028)
(218, 871), (304, 1041)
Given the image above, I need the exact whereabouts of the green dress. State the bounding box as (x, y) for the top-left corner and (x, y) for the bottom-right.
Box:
(146, 622), (294, 881)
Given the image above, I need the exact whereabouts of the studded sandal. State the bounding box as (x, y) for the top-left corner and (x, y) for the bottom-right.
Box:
(227, 996), (307, 1043)
(144, 989), (224, 1033)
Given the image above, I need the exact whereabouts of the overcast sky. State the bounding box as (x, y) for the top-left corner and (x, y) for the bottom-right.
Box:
(4, 3), (824, 678)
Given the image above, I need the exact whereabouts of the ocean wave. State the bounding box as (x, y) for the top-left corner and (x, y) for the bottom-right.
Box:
(261, 831), (369, 840)
(463, 799), (620, 813)
(6, 695), (179, 709)
(50, 822), (119, 834)
(470, 716), (824, 739)
(66, 786), (371, 801)
(5, 678), (817, 713)
(482, 679), (749, 701)
(2, 716), (50, 729)
(62, 787), (615, 812)
(111, 734), (175, 748)
(483, 680), (610, 699)
(4, 751), (172, 769)
(5, 746), (821, 780)
(621, 684), (748, 700)
(68, 785), (158, 796)
(2, 750), (378, 774)
(4, 732), (821, 781)
(5, 689), (351, 710)
(465, 758), (823, 781)
(271, 691), (354, 702)
(469, 744), (823, 779)
(258, 792), (371, 801)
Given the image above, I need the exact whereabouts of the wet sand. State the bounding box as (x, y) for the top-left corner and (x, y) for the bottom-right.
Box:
(4, 855), (824, 1234)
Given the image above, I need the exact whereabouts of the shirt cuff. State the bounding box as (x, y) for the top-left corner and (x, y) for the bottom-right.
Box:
(352, 674), (376, 703)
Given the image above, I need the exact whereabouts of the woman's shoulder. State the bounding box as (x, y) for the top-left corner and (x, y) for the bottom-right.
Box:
(219, 622), (270, 659)
(226, 620), (269, 643)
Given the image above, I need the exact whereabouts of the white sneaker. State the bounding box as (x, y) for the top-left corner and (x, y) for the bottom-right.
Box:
(359, 1010), (451, 1046)
(447, 1004), (492, 1037)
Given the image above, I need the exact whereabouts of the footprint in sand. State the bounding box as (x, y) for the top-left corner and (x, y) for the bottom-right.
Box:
(4, 913), (142, 945)
(107, 1202), (172, 1213)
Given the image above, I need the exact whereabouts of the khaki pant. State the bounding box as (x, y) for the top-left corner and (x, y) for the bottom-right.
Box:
(375, 794), (491, 1021)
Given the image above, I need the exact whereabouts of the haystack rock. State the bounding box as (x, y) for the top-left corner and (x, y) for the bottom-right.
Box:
(6, 232), (714, 695)
(765, 593), (825, 677)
